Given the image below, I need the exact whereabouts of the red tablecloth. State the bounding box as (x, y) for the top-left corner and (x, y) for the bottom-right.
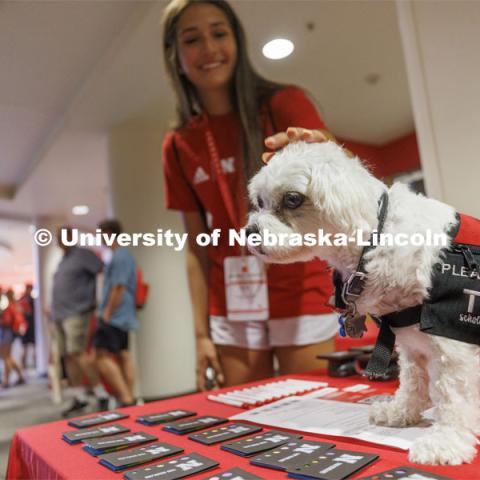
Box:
(6, 372), (478, 480)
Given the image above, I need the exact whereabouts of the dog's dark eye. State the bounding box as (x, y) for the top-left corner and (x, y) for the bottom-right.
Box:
(257, 196), (264, 209)
(282, 192), (305, 209)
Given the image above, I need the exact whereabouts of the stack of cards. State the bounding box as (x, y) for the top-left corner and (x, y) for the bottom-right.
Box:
(68, 411), (128, 429)
(250, 440), (336, 472)
(62, 424), (130, 445)
(208, 379), (328, 408)
(358, 466), (454, 480)
(189, 423), (262, 445)
(221, 430), (302, 457)
(123, 453), (219, 480)
(83, 431), (157, 456)
(203, 468), (265, 480)
(137, 409), (196, 426)
(99, 442), (184, 472)
(287, 449), (379, 480)
(163, 416), (228, 435)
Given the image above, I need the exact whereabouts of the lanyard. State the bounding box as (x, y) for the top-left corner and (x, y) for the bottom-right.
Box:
(173, 116), (249, 245)
(204, 119), (247, 233)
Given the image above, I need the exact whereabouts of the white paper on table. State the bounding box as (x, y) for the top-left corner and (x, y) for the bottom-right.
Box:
(301, 387), (339, 398)
(342, 383), (371, 392)
(230, 397), (433, 450)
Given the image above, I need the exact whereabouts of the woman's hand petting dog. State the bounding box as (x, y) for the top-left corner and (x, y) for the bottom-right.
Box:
(262, 127), (349, 163)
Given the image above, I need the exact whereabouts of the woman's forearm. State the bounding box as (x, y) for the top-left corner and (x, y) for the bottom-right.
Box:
(186, 247), (209, 339)
(182, 211), (211, 339)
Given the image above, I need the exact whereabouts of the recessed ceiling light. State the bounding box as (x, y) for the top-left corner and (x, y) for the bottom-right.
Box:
(262, 38), (294, 60)
(72, 205), (89, 216)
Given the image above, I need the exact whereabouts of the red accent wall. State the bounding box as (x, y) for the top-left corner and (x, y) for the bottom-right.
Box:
(379, 133), (421, 178)
(338, 139), (382, 176)
(339, 132), (421, 179)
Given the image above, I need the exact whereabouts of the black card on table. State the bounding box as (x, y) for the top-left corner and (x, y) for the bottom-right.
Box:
(287, 449), (379, 480)
(123, 453), (219, 480)
(358, 466), (454, 480)
(250, 440), (336, 471)
(163, 416), (228, 435)
(62, 424), (130, 445)
(83, 431), (157, 456)
(202, 467), (266, 480)
(99, 442), (184, 472)
(137, 410), (196, 426)
(68, 411), (129, 429)
(221, 430), (302, 457)
(358, 395), (394, 405)
(189, 423), (262, 445)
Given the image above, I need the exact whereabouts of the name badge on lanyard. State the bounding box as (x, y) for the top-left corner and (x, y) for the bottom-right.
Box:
(224, 255), (269, 321)
(205, 123), (269, 322)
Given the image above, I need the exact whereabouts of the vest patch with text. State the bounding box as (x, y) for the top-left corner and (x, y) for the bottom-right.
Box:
(420, 214), (480, 344)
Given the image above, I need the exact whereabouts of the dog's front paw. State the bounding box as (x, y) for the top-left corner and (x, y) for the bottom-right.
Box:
(409, 427), (477, 465)
(369, 400), (421, 427)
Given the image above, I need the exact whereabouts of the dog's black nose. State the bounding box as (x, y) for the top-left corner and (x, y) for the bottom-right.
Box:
(245, 224), (259, 238)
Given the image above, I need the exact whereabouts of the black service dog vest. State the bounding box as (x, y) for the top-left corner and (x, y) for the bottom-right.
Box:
(334, 213), (480, 378)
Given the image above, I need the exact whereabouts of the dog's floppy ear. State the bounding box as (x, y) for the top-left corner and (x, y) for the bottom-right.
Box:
(308, 152), (374, 233)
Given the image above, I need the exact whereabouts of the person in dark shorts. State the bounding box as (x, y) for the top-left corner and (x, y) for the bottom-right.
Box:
(52, 226), (110, 416)
(94, 219), (138, 407)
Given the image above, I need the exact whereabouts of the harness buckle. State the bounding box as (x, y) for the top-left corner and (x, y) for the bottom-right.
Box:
(342, 271), (367, 303)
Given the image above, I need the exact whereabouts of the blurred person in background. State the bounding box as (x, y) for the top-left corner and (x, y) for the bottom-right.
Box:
(52, 226), (109, 416)
(19, 283), (36, 369)
(94, 219), (138, 407)
(0, 288), (26, 388)
(0, 286), (2, 382)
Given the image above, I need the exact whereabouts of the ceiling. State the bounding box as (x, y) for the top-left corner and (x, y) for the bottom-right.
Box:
(0, 0), (414, 285)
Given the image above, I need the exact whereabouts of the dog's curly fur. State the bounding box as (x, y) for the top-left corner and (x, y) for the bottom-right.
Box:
(247, 141), (480, 465)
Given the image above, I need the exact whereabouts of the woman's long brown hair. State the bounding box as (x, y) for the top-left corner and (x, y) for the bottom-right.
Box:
(161, 0), (285, 180)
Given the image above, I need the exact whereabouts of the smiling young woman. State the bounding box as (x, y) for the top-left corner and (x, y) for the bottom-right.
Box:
(161, 0), (338, 391)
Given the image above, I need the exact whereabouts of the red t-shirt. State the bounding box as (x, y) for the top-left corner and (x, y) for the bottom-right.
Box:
(2, 304), (26, 333)
(162, 86), (333, 318)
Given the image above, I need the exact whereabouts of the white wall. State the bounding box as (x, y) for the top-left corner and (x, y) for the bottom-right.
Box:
(397, 0), (480, 216)
(108, 119), (195, 398)
(34, 216), (64, 374)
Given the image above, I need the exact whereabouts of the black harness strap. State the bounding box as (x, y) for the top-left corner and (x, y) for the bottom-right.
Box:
(363, 217), (462, 378)
(364, 305), (422, 380)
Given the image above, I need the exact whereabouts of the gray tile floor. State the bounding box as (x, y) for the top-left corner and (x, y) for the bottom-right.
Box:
(0, 373), (66, 479)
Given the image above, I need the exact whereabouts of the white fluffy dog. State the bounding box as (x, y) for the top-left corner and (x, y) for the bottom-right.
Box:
(246, 141), (480, 465)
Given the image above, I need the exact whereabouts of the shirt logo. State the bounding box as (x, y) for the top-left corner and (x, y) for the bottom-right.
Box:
(220, 156), (235, 174)
(206, 212), (213, 230)
(193, 166), (210, 185)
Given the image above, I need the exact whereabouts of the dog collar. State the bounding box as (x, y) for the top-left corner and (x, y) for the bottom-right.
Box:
(341, 190), (390, 311)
